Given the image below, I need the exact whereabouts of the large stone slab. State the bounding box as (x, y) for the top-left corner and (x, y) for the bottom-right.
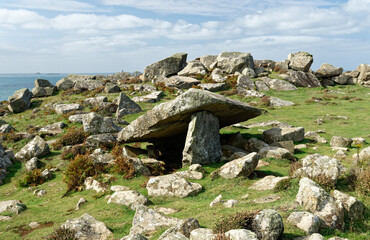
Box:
(8, 88), (33, 113)
(143, 53), (187, 80)
(182, 111), (222, 166)
(118, 89), (261, 143)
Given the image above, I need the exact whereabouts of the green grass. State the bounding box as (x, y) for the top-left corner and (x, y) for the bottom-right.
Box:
(0, 85), (369, 239)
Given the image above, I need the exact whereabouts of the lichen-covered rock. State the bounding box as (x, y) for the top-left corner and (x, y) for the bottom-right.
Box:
(288, 52), (313, 72)
(82, 112), (121, 134)
(294, 153), (344, 183)
(25, 157), (38, 172)
(198, 83), (228, 92)
(85, 133), (118, 148)
(223, 199), (238, 208)
(178, 60), (207, 76)
(130, 205), (181, 235)
(305, 131), (327, 143)
(14, 136), (50, 161)
(262, 78), (297, 91)
(158, 218), (200, 240)
(262, 127), (304, 143)
(237, 75), (255, 90)
(56, 78), (74, 91)
(356, 64), (370, 86)
(8, 88), (33, 113)
(359, 146), (370, 161)
(330, 136), (352, 148)
(286, 71), (322, 87)
(121, 234), (148, 240)
(0, 200), (26, 214)
(84, 177), (108, 193)
(32, 86), (56, 97)
(38, 122), (67, 136)
(146, 174), (202, 198)
(61, 213), (113, 240)
(315, 64), (343, 78)
(213, 52), (254, 74)
(182, 111), (222, 166)
(108, 191), (149, 210)
(132, 91), (163, 103)
(174, 170), (203, 180)
(74, 80), (104, 92)
(54, 103), (83, 114)
(331, 190), (364, 221)
(115, 92), (142, 118)
(84, 96), (108, 107)
(104, 82), (121, 93)
(225, 229), (258, 240)
(268, 96), (295, 108)
(200, 55), (217, 72)
(249, 176), (290, 191)
(252, 209), (284, 240)
(143, 53), (187, 80)
(159, 75), (200, 89)
(0, 124), (15, 133)
(189, 228), (214, 240)
(259, 146), (295, 160)
(219, 152), (259, 179)
(296, 178), (344, 230)
(287, 212), (321, 234)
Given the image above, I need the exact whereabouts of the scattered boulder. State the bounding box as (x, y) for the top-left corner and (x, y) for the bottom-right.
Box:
(223, 199), (238, 208)
(84, 96), (108, 107)
(82, 112), (121, 134)
(242, 67), (257, 78)
(32, 86), (56, 97)
(8, 88), (33, 113)
(333, 73), (351, 85)
(259, 146), (295, 160)
(61, 213), (113, 240)
(294, 233), (325, 240)
(294, 153), (344, 183)
(213, 52), (254, 74)
(76, 198), (87, 210)
(270, 140), (295, 154)
(356, 64), (370, 86)
(315, 64), (343, 78)
(104, 82), (121, 93)
(296, 178), (344, 230)
(210, 194), (224, 207)
(68, 113), (88, 123)
(130, 205), (181, 235)
(132, 91), (163, 103)
(200, 55), (217, 72)
(255, 80), (270, 91)
(288, 52), (313, 72)
(252, 209), (284, 240)
(110, 185), (130, 192)
(38, 122), (66, 136)
(331, 190), (364, 221)
(115, 92), (142, 118)
(182, 111), (222, 166)
(0, 124), (15, 133)
(108, 190), (149, 210)
(262, 127), (305, 143)
(158, 218), (200, 240)
(330, 136), (353, 148)
(174, 170), (203, 180)
(262, 78), (297, 91)
(226, 229), (258, 240)
(146, 174), (202, 198)
(160, 75), (200, 89)
(25, 157), (38, 172)
(287, 212), (321, 234)
(249, 176), (290, 191)
(286, 71), (322, 87)
(211, 68), (226, 82)
(219, 152), (259, 179)
(305, 131), (327, 143)
(85, 133), (118, 148)
(178, 60), (207, 76)
(237, 75), (255, 90)
(14, 135), (50, 161)
(143, 53), (187, 80)
(118, 89), (261, 143)
(84, 177), (108, 193)
(268, 96), (295, 108)
(0, 143), (13, 185)
(54, 103), (83, 114)
(33, 189), (46, 197)
(189, 228), (214, 240)
(333, 149), (347, 159)
(198, 83), (228, 92)
(0, 200), (26, 214)
(74, 80), (104, 92)
(56, 78), (74, 91)
(245, 138), (269, 152)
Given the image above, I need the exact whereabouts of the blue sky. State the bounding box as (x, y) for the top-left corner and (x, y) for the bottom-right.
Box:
(0, 0), (369, 73)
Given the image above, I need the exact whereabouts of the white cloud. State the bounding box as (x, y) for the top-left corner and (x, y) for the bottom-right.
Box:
(7, 0), (97, 12)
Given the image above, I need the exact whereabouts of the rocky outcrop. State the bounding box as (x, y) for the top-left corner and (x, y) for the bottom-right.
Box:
(182, 111), (222, 166)
(331, 190), (364, 221)
(104, 82), (121, 93)
(61, 213), (113, 240)
(8, 88), (33, 113)
(262, 127), (304, 143)
(146, 174), (202, 198)
(288, 52), (313, 72)
(219, 152), (259, 179)
(82, 112), (121, 134)
(54, 103), (83, 114)
(252, 209), (284, 240)
(143, 53), (187, 80)
(296, 178), (344, 230)
(286, 71), (322, 87)
(118, 89), (261, 143)
(189, 228), (214, 240)
(14, 136), (50, 161)
(287, 212), (321, 234)
(315, 64), (343, 78)
(115, 93), (142, 118)
(108, 190), (149, 210)
(178, 60), (207, 76)
(212, 52), (254, 74)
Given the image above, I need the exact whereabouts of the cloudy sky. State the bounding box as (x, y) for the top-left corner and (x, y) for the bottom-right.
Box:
(0, 0), (369, 73)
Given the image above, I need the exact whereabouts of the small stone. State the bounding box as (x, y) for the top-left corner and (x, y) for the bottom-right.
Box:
(76, 198), (87, 210)
(210, 195), (224, 207)
(223, 199), (238, 208)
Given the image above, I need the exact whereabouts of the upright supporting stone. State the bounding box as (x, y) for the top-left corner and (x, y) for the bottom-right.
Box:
(182, 111), (222, 166)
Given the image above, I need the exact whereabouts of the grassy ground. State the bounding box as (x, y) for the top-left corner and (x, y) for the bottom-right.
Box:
(0, 83), (369, 239)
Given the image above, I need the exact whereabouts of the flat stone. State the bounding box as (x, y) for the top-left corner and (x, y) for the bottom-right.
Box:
(249, 176), (290, 191)
(54, 103), (83, 114)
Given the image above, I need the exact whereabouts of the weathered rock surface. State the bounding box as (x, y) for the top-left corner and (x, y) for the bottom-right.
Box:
(287, 212), (321, 234)
(359, 146), (370, 161)
(294, 233), (325, 240)
(8, 88), (33, 113)
(268, 96), (295, 108)
(255, 80), (270, 91)
(288, 52), (313, 72)
(189, 228), (214, 240)
(82, 112), (121, 134)
(182, 111), (222, 166)
(25, 157), (38, 172)
(356, 64), (370, 86)
(14, 136), (50, 161)
(305, 131), (327, 143)
(237, 75), (255, 90)
(0, 200), (26, 214)
(118, 89), (261, 143)
(296, 178), (344, 230)
(249, 176), (290, 191)
(115, 92), (142, 118)
(74, 80), (104, 92)
(286, 71), (322, 87)
(160, 76), (200, 89)
(108, 190), (149, 210)
(144, 53), (187, 80)
(178, 60), (207, 76)
(0, 143), (13, 185)
(331, 190), (364, 221)
(219, 152), (259, 179)
(158, 218), (200, 240)
(262, 78), (298, 91)
(39, 122), (66, 135)
(259, 146), (295, 160)
(121, 234), (148, 240)
(104, 82), (121, 93)
(0, 124), (15, 133)
(130, 205), (181, 235)
(32, 86), (56, 97)
(132, 91), (163, 103)
(61, 213), (113, 240)
(330, 136), (352, 148)
(84, 96), (108, 107)
(76, 198), (87, 210)
(146, 174), (202, 198)
(294, 153), (344, 183)
(85, 133), (118, 148)
(84, 177), (108, 193)
(262, 127), (304, 143)
(54, 103), (83, 114)
(200, 55), (217, 72)
(252, 209), (284, 240)
(226, 229), (258, 240)
(213, 52), (254, 74)
(198, 83), (228, 92)
(315, 64), (343, 78)
(56, 78), (74, 91)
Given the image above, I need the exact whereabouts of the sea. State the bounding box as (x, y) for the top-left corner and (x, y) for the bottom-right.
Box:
(0, 73), (112, 101)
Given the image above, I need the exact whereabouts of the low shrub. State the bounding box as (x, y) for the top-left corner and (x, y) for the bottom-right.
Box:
(213, 233), (231, 240)
(18, 169), (45, 187)
(225, 75), (238, 89)
(289, 161), (302, 177)
(313, 174), (336, 192)
(273, 178), (292, 192)
(213, 211), (257, 234)
(112, 156), (136, 179)
(355, 167), (370, 195)
(54, 127), (87, 149)
(47, 227), (77, 240)
(61, 144), (86, 160)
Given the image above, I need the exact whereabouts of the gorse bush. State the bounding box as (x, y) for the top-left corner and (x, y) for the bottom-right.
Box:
(18, 169), (45, 187)
(52, 127), (87, 150)
(60, 144), (86, 160)
(289, 161), (302, 177)
(112, 156), (136, 179)
(274, 178), (292, 192)
(213, 211), (257, 234)
(47, 227), (77, 240)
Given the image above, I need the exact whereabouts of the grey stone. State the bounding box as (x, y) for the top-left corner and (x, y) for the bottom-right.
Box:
(61, 213), (113, 240)
(25, 157), (38, 172)
(76, 198), (87, 210)
(110, 185), (130, 192)
(294, 233), (325, 240)
(132, 91), (163, 103)
(146, 174), (202, 198)
(305, 131), (327, 143)
(189, 228), (214, 240)
(245, 138), (269, 152)
(333, 74), (351, 85)
(359, 146), (370, 161)
(84, 177), (108, 193)
(315, 64), (343, 78)
(356, 64), (370, 85)
(68, 113), (88, 123)
(237, 75), (255, 90)
(0, 200), (26, 214)
(115, 92), (142, 118)
(242, 67), (257, 78)
(85, 133), (118, 148)
(270, 140), (295, 153)
(210, 195), (224, 207)
(174, 170), (203, 180)
(54, 103), (83, 114)
(253, 194), (281, 203)
(262, 78), (297, 91)
(259, 146), (295, 160)
(161, 75), (200, 89)
(144, 53), (187, 80)
(210, 68), (226, 82)
(252, 209), (284, 240)
(32, 86), (56, 97)
(38, 122), (66, 136)
(35, 79), (53, 88)
(82, 112), (121, 134)
(213, 52), (254, 74)
(121, 234), (148, 240)
(330, 136), (352, 148)
(182, 111), (222, 166)
(8, 88), (33, 113)
(268, 96), (295, 107)
(332, 190), (364, 221)
(288, 52), (313, 72)
(74, 80), (104, 91)
(225, 229), (258, 240)
(255, 80), (270, 91)
(287, 212), (321, 234)
(249, 176), (290, 191)
(0, 124), (15, 133)
(219, 152), (259, 179)
(286, 71), (322, 87)
(223, 199), (238, 208)
(200, 55), (217, 72)
(84, 96), (108, 107)
(178, 60), (207, 76)
(14, 136), (50, 161)
(198, 83), (228, 92)
(104, 82), (121, 93)
(263, 127), (305, 143)
(56, 78), (74, 91)
(108, 190), (149, 210)
(159, 218), (200, 239)
(118, 89), (261, 143)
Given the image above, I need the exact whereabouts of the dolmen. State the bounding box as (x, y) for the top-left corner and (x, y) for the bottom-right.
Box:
(118, 89), (261, 167)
